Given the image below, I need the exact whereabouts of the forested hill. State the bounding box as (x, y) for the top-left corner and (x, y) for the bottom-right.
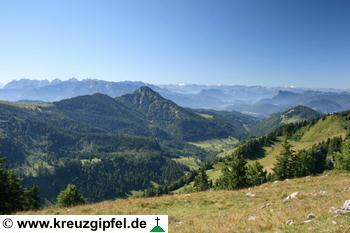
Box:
(0, 99), (188, 202)
(117, 86), (253, 141)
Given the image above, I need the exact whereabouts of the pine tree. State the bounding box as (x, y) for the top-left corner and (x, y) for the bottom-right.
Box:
(193, 168), (210, 191)
(216, 154), (247, 190)
(0, 158), (40, 214)
(246, 161), (267, 186)
(56, 184), (86, 207)
(273, 139), (294, 180)
(335, 139), (350, 171)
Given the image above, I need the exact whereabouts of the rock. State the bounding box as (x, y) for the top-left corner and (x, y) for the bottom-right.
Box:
(329, 206), (342, 215)
(307, 213), (316, 220)
(319, 190), (327, 196)
(273, 181), (279, 184)
(285, 219), (294, 225)
(332, 220), (337, 225)
(284, 192), (299, 202)
(248, 215), (257, 221)
(184, 194), (191, 197)
(303, 220), (313, 224)
(245, 192), (256, 197)
(175, 221), (184, 227)
(260, 203), (271, 209)
(342, 200), (350, 212)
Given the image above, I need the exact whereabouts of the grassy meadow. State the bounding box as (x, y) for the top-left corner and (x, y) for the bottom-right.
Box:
(22, 171), (350, 233)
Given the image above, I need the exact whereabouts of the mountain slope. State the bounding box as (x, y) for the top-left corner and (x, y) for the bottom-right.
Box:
(251, 106), (323, 136)
(53, 93), (151, 136)
(190, 109), (349, 179)
(0, 97), (193, 202)
(117, 87), (247, 141)
(24, 171), (350, 233)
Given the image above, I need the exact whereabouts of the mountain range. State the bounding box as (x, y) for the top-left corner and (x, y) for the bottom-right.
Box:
(2, 79), (350, 115)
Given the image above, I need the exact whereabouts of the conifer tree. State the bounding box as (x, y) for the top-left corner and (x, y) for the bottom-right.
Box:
(193, 168), (210, 191)
(273, 139), (294, 180)
(216, 154), (247, 190)
(246, 161), (267, 186)
(335, 139), (350, 171)
(0, 158), (40, 214)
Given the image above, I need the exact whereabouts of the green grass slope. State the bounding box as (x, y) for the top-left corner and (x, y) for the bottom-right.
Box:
(198, 111), (349, 178)
(256, 113), (348, 172)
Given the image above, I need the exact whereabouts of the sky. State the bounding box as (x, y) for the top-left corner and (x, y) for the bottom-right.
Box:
(0, 0), (349, 88)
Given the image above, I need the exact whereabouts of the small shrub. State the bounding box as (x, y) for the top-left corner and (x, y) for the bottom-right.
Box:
(56, 184), (86, 207)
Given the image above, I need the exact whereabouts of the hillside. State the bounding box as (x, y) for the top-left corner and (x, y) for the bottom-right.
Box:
(251, 105), (323, 136)
(117, 86), (251, 141)
(0, 93), (188, 202)
(0, 99), (188, 202)
(23, 171), (350, 233)
(256, 112), (348, 171)
(181, 110), (349, 184)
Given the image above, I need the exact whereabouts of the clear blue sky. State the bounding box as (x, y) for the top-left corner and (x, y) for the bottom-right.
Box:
(0, 0), (349, 87)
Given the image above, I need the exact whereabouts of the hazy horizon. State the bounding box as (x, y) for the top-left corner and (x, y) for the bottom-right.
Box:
(1, 77), (350, 91)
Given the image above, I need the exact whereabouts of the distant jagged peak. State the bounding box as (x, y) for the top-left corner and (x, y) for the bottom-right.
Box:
(3, 78), (50, 90)
(67, 77), (79, 82)
(51, 78), (62, 85)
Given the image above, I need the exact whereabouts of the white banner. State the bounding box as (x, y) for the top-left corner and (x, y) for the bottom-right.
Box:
(0, 215), (168, 233)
